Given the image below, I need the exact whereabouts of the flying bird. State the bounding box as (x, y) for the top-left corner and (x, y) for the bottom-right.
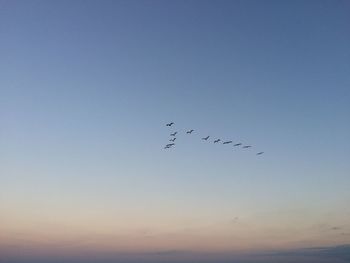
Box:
(256, 152), (264, 155)
(242, 145), (252, 148)
(186, 129), (194, 134)
(169, 138), (176, 142)
(164, 144), (174, 149)
(166, 122), (174, 126)
(234, 143), (242, 147)
(170, 132), (177, 136)
(202, 136), (210, 140)
(223, 141), (233, 144)
(214, 139), (221, 143)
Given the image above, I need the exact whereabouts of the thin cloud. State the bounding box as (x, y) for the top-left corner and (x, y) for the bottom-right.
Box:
(266, 244), (350, 262)
(146, 250), (191, 256)
(331, 226), (342, 231)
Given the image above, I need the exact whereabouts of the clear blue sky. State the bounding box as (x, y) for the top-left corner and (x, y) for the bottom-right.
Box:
(1, 1), (350, 262)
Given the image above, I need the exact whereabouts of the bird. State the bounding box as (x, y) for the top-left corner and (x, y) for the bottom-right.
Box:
(202, 136), (210, 140)
(256, 152), (264, 155)
(169, 138), (176, 142)
(214, 139), (221, 143)
(234, 143), (242, 147)
(242, 145), (252, 148)
(164, 144), (174, 149)
(223, 141), (233, 144)
(170, 132), (177, 136)
(166, 122), (174, 126)
(186, 129), (194, 134)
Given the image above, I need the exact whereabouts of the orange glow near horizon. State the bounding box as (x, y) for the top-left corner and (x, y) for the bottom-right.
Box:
(2, 203), (349, 259)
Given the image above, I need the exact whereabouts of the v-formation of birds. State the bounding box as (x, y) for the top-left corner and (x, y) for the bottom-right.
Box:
(164, 122), (264, 156)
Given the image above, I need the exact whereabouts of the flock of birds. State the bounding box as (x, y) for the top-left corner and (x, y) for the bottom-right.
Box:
(163, 122), (264, 156)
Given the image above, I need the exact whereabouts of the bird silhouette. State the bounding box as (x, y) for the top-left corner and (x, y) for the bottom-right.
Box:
(202, 136), (210, 140)
(164, 144), (174, 149)
(169, 138), (176, 142)
(242, 145), (252, 148)
(170, 132), (177, 136)
(186, 129), (194, 134)
(234, 143), (242, 147)
(223, 141), (233, 144)
(166, 122), (174, 126)
(214, 139), (221, 143)
(256, 152), (264, 155)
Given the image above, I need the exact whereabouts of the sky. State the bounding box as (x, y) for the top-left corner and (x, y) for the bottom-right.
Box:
(1, 0), (350, 262)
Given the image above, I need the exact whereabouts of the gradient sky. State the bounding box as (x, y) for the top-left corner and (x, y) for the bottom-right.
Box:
(1, 0), (350, 262)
